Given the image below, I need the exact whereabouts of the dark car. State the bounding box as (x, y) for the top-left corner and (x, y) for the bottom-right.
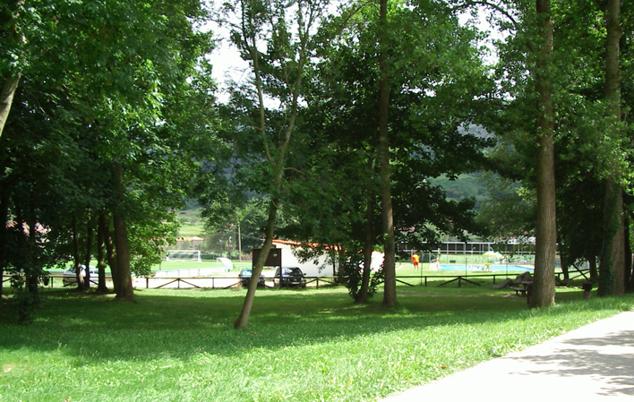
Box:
(238, 269), (265, 288)
(274, 267), (306, 288)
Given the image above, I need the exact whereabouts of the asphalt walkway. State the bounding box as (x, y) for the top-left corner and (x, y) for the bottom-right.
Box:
(383, 311), (634, 402)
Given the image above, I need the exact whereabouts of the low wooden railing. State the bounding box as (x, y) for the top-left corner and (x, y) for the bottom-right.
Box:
(1, 269), (589, 291)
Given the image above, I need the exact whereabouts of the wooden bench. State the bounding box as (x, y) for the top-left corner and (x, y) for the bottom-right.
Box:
(510, 281), (533, 297)
(510, 285), (527, 296)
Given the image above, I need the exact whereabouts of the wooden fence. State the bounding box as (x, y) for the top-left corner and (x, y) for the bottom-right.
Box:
(2, 269), (589, 291)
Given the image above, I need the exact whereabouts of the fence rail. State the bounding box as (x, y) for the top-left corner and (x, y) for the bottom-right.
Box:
(1, 269), (590, 291)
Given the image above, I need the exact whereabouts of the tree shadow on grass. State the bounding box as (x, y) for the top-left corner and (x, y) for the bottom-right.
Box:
(0, 287), (632, 366)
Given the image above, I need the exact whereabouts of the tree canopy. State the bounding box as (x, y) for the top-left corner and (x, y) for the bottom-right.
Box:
(1, 0), (632, 325)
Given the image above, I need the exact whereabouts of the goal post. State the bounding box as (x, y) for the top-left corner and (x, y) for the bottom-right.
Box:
(165, 250), (202, 262)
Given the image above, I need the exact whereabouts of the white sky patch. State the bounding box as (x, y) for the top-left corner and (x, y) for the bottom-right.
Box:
(199, 2), (250, 104)
(457, 7), (508, 67)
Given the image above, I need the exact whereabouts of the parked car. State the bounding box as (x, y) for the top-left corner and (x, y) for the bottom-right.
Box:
(274, 267), (306, 288)
(238, 269), (266, 288)
(62, 266), (100, 287)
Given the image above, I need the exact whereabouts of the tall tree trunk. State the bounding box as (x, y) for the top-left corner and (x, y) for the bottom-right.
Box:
(112, 164), (133, 301)
(0, 75), (20, 138)
(83, 215), (93, 290)
(234, 129), (294, 329)
(530, 0), (557, 308)
(96, 213), (108, 293)
(560, 251), (570, 284)
(624, 214), (632, 292)
(599, 0), (625, 296)
(588, 254), (598, 283)
(0, 0), (24, 139)
(72, 217), (83, 290)
(0, 190), (8, 298)
(233, 106), (294, 328)
(25, 214), (39, 304)
(232, 0), (309, 329)
(377, 0), (396, 307)
(357, 192), (375, 304)
(234, 197), (278, 329)
(102, 212), (120, 295)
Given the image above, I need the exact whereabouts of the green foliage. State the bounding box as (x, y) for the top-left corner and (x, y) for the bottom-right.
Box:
(280, 0), (494, 261)
(475, 173), (535, 238)
(0, 0), (218, 305)
(335, 248), (383, 301)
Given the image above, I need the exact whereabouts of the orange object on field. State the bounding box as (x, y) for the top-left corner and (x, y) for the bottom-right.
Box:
(411, 253), (420, 268)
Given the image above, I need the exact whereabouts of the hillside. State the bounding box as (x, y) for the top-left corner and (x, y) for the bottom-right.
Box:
(430, 172), (489, 207)
(177, 203), (205, 237)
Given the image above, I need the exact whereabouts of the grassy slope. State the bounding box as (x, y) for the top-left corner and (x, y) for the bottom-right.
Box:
(1, 287), (632, 401)
(430, 173), (489, 205)
(177, 206), (205, 237)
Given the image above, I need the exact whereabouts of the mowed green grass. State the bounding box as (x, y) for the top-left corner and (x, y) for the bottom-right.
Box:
(1, 287), (632, 401)
(177, 223), (206, 237)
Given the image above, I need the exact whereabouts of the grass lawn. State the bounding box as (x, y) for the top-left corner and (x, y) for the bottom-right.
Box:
(177, 223), (206, 237)
(1, 286), (632, 401)
(177, 207), (206, 237)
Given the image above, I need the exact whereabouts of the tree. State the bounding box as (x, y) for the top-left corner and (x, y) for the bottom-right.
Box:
(599, 0), (626, 296)
(221, 0), (330, 329)
(1, 0), (215, 309)
(278, 0), (493, 303)
(377, 0), (397, 307)
(529, 0), (557, 308)
(0, 0), (24, 138)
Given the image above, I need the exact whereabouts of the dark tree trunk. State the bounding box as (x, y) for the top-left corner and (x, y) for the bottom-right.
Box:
(0, 0), (24, 139)
(72, 217), (83, 290)
(624, 213), (632, 292)
(102, 213), (120, 295)
(0, 74), (20, 139)
(530, 0), (557, 308)
(599, 0), (625, 296)
(112, 164), (133, 301)
(377, 0), (396, 308)
(588, 255), (598, 283)
(25, 215), (39, 304)
(357, 192), (375, 304)
(83, 216), (93, 290)
(96, 213), (108, 293)
(599, 154), (626, 296)
(560, 252), (570, 284)
(0, 190), (8, 298)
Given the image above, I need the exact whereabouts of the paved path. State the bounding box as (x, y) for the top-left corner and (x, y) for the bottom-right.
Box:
(384, 311), (634, 402)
